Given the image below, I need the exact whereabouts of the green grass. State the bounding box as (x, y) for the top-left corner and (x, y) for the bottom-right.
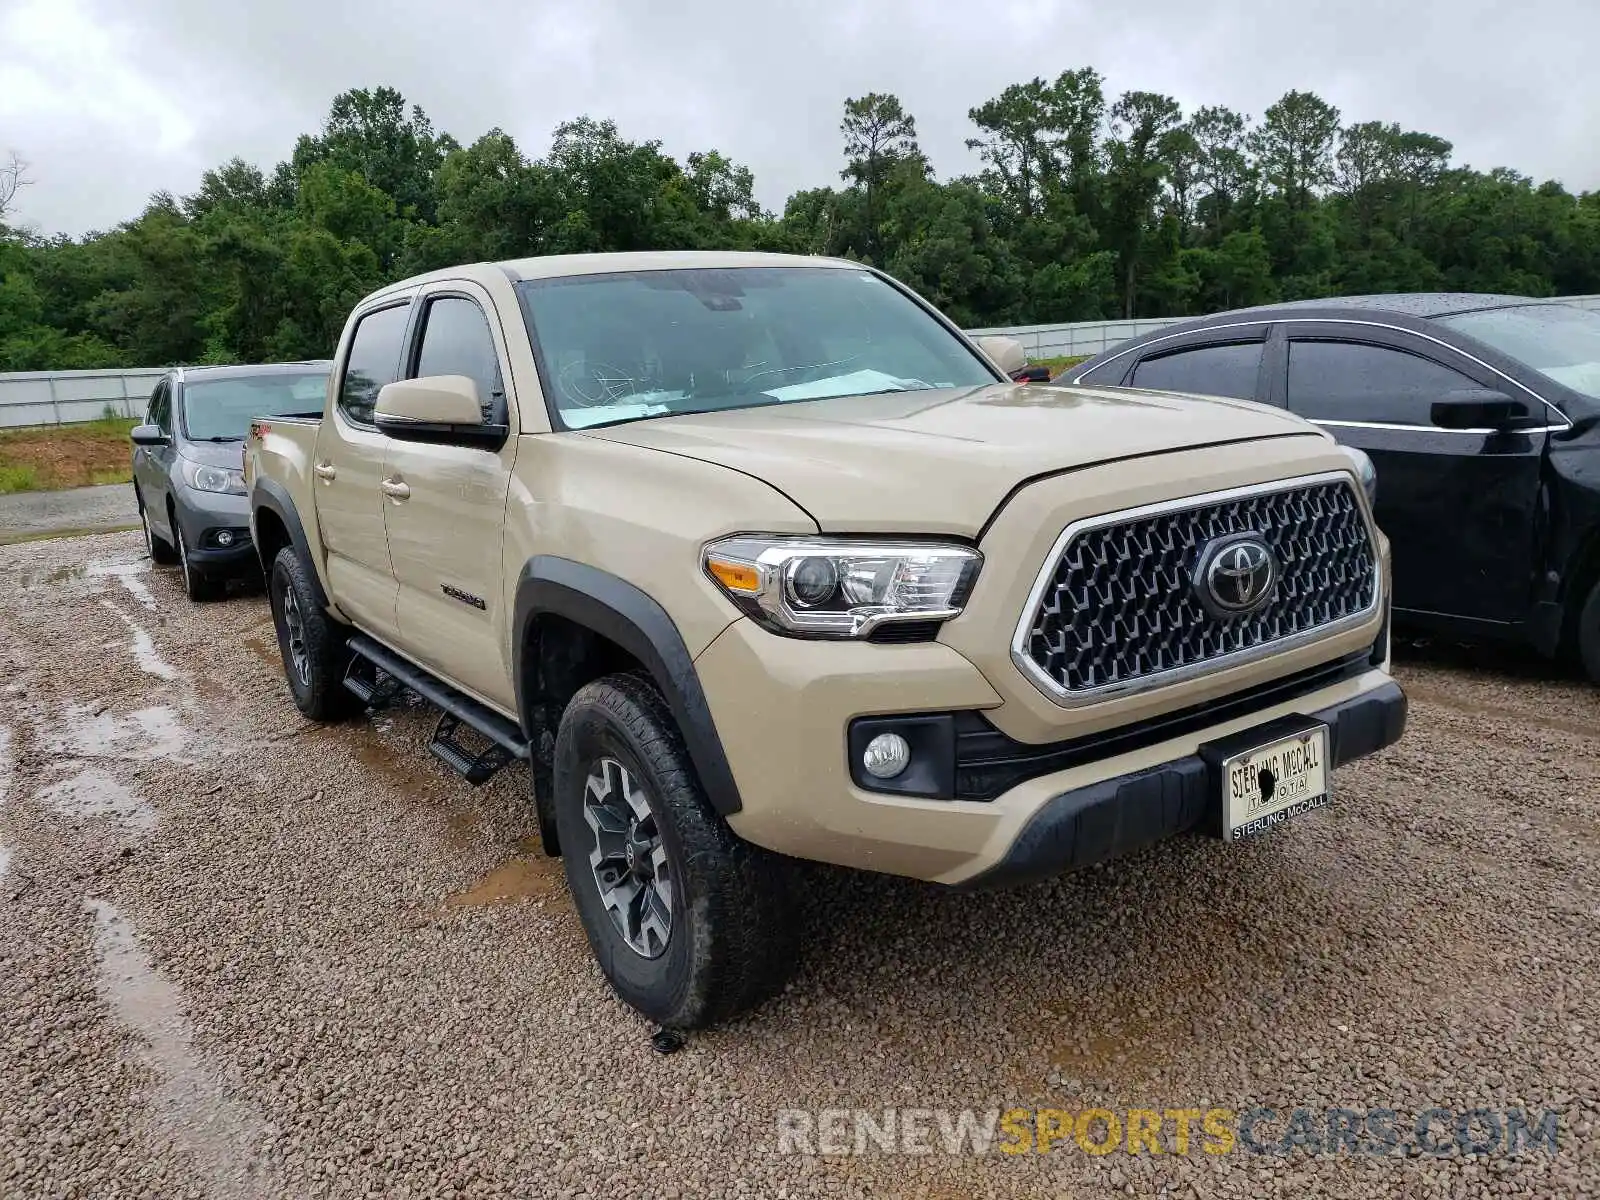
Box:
(0, 523), (141, 547)
(1029, 354), (1091, 377)
(0, 465), (40, 494)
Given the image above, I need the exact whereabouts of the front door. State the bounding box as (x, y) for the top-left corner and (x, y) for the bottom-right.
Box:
(134, 378), (178, 539)
(383, 287), (520, 712)
(312, 301), (412, 639)
(1277, 326), (1547, 626)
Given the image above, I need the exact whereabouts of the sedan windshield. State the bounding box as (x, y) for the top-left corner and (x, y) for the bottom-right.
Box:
(1438, 304), (1600, 401)
(182, 371), (330, 440)
(515, 266), (997, 430)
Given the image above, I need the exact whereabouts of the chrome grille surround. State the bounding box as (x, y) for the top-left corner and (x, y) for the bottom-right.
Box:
(1011, 471), (1382, 707)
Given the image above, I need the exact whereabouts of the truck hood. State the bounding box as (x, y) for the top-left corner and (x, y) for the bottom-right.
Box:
(584, 382), (1318, 535)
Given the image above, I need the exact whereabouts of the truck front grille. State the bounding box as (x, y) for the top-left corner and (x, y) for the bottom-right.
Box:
(1015, 474), (1379, 702)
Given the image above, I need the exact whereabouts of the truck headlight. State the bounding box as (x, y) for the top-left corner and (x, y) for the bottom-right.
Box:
(703, 536), (982, 638)
(180, 458), (246, 496)
(1339, 445), (1377, 506)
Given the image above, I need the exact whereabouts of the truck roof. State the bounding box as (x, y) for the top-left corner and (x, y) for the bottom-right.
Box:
(364, 251), (865, 304)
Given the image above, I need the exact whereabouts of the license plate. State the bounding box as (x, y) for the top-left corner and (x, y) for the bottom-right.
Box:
(1222, 724), (1330, 842)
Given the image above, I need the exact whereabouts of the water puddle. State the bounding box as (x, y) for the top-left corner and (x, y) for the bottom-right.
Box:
(0, 726), (12, 885)
(86, 900), (277, 1197)
(100, 600), (180, 681)
(88, 558), (158, 611)
(446, 837), (568, 908)
(45, 704), (189, 762)
(38, 767), (159, 833)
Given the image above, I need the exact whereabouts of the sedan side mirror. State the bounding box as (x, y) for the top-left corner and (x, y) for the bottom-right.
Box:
(374, 376), (504, 447)
(1430, 388), (1533, 431)
(1010, 364), (1053, 383)
(974, 335), (1029, 377)
(130, 424), (169, 447)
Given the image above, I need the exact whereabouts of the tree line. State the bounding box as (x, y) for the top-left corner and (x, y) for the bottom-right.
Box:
(2, 75), (1599, 372)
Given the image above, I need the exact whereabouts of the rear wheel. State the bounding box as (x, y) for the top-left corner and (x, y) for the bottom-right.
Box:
(1577, 579), (1600, 684)
(553, 673), (797, 1029)
(267, 547), (360, 721)
(138, 492), (179, 565)
(176, 521), (225, 602)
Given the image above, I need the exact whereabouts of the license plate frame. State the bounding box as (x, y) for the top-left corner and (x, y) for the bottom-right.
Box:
(1201, 718), (1331, 842)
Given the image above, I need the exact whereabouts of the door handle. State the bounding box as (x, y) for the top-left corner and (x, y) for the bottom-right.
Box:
(313, 461), (337, 481)
(379, 477), (411, 501)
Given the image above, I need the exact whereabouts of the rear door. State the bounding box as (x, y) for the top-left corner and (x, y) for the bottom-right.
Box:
(312, 301), (411, 639)
(1274, 323), (1548, 625)
(383, 285), (521, 711)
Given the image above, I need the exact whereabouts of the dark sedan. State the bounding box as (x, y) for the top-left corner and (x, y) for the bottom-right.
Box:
(131, 362), (331, 601)
(1063, 294), (1600, 680)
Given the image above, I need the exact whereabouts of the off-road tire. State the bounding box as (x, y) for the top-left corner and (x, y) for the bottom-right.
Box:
(1577, 578), (1600, 685)
(175, 520), (225, 602)
(137, 491), (179, 565)
(553, 673), (797, 1029)
(267, 547), (360, 721)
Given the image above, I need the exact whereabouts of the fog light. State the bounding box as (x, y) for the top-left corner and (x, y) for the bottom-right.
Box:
(216, 530), (235, 547)
(862, 732), (911, 780)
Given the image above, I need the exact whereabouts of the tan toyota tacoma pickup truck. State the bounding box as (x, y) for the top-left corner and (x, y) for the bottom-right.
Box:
(244, 251), (1406, 1029)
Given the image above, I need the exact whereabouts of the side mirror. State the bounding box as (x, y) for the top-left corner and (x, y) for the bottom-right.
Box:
(1430, 388), (1532, 431)
(1010, 364), (1053, 383)
(375, 376), (501, 446)
(130, 424), (169, 447)
(974, 335), (1029, 377)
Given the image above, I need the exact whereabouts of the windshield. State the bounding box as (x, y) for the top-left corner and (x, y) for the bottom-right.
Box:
(515, 266), (997, 430)
(1438, 304), (1600, 401)
(181, 371), (330, 440)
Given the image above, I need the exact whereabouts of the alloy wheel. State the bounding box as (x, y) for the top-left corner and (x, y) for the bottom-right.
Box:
(280, 584), (312, 687)
(583, 756), (673, 959)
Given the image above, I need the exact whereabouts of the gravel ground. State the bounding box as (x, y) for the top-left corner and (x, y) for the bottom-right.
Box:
(1, 531), (1596, 1199)
(0, 483), (138, 544)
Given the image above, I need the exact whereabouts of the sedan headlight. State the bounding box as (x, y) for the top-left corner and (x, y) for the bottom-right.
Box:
(703, 536), (982, 638)
(1339, 445), (1377, 506)
(180, 457), (246, 496)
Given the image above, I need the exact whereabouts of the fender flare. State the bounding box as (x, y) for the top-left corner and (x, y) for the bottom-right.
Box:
(251, 479), (329, 610)
(512, 556), (743, 816)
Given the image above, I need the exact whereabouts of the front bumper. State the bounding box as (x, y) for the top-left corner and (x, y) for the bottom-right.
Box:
(953, 681), (1406, 890)
(697, 616), (1404, 887)
(172, 487), (257, 573)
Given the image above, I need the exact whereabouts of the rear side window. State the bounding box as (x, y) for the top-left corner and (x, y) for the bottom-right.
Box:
(339, 304), (411, 426)
(1129, 342), (1263, 400)
(1287, 340), (1478, 425)
(412, 297), (506, 424)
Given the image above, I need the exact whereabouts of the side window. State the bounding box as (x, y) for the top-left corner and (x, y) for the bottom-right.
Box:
(1075, 357), (1131, 387)
(1287, 340), (1479, 425)
(411, 296), (506, 424)
(339, 304), (411, 426)
(1129, 342), (1264, 400)
(148, 380), (171, 432)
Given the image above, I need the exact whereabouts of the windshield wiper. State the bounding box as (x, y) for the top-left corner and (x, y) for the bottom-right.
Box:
(201, 435), (244, 443)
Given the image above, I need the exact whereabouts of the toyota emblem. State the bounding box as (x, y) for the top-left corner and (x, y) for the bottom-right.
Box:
(1194, 534), (1278, 617)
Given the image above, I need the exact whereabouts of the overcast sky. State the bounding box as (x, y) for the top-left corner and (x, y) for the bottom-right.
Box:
(3, 0), (1596, 237)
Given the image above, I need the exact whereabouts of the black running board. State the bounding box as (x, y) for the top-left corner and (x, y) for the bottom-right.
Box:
(343, 634), (530, 785)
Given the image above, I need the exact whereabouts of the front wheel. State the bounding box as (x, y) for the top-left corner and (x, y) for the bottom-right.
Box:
(267, 547), (360, 721)
(175, 521), (224, 602)
(553, 673), (797, 1029)
(138, 493), (179, 566)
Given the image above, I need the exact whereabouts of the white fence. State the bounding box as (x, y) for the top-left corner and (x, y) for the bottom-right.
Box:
(0, 368), (167, 429)
(6, 293), (1600, 428)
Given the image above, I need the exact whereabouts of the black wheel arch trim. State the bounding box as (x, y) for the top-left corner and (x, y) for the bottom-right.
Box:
(250, 479), (329, 610)
(513, 556), (743, 816)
